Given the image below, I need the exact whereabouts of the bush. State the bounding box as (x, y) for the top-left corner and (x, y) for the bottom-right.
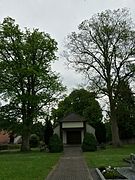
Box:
(82, 132), (97, 152)
(30, 134), (39, 148)
(0, 144), (21, 150)
(0, 144), (8, 150)
(48, 134), (63, 153)
(8, 144), (21, 150)
(99, 143), (106, 150)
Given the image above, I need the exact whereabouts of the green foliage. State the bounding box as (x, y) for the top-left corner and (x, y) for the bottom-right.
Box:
(82, 133), (97, 152)
(0, 144), (21, 150)
(52, 89), (102, 127)
(44, 118), (53, 145)
(8, 144), (21, 150)
(31, 122), (44, 141)
(30, 134), (39, 148)
(114, 80), (135, 139)
(0, 17), (65, 151)
(48, 134), (63, 153)
(0, 103), (21, 133)
(95, 122), (106, 144)
(0, 144), (8, 150)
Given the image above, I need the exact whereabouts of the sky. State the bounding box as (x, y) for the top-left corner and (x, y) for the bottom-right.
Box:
(0, 0), (135, 92)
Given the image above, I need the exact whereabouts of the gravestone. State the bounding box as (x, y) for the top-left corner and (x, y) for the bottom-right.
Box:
(130, 153), (135, 172)
(117, 153), (135, 179)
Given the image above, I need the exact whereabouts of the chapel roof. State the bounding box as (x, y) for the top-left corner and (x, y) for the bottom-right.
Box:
(60, 113), (86, 122)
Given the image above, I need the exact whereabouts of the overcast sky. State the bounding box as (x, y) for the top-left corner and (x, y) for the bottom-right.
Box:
(0, 0), (135, 92)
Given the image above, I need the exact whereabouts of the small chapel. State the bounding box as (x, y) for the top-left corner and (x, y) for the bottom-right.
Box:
(54, 113), (95, 145)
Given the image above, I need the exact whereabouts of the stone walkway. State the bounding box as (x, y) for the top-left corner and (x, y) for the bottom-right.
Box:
(46, 146), (93, 180)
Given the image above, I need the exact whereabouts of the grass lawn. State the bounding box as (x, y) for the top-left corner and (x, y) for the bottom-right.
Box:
(0, 150), (61, 180)
(84, 144), (135, 168)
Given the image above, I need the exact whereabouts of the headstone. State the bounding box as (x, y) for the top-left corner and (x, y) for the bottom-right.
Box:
(130, 153), (135, 172)
(117, 153), (135, 179)
(117, 167), (135, 180)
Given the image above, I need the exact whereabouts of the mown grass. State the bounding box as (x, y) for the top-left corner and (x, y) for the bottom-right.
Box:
(0, 150), (61, 180)
(84, 144), (135, 168)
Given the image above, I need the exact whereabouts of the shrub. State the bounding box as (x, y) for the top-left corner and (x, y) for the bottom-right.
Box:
(0, 144), (21, 151)
(99, 143), (106, 150)
(82, 132), (97, 152)
(0, 144), (8, 150)
(48, 134), (63, 153)
(8, 144), (21, 150)
(30, 134), (39, 148)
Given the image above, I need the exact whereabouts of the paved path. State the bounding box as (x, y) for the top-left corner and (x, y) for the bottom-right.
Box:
(46, 146), (93, 180)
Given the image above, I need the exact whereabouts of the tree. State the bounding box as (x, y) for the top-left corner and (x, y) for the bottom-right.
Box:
(31, 122), (44, 141)
(0, 103), (21, 134)
(65, 8), (135, 146)
(44, 117), (53, 145)
(0, 17), (65, 151)
(52, 89), (102, 128)
(115, 80), (135, 139)
(95, 122), (106, 144)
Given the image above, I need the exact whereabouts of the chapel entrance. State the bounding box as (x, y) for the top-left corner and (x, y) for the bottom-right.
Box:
(67, 131), (81, 144)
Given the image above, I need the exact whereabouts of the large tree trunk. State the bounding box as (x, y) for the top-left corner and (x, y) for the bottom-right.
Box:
(109, 97), (121, 147)
(21, 125), (31, 152)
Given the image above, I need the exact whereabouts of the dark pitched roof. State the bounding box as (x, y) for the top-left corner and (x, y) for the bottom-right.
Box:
(60, 113), (86, 122)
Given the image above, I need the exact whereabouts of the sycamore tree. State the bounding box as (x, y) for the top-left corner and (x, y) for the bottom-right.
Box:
(0, 17), (65, 151)
(64, 9), (135, 146)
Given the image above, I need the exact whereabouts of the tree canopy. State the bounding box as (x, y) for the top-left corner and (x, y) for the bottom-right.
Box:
(115, 80), (135, 139)
(0, 17), (65, 151)
(65, 8), (135, 146)
(52, 89), (102, 128)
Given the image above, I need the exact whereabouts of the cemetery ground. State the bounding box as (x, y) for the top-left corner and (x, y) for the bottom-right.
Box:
(84, 144), (135, 168)
(0, 144), (134, 179)
(0, 149), (61, 180)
